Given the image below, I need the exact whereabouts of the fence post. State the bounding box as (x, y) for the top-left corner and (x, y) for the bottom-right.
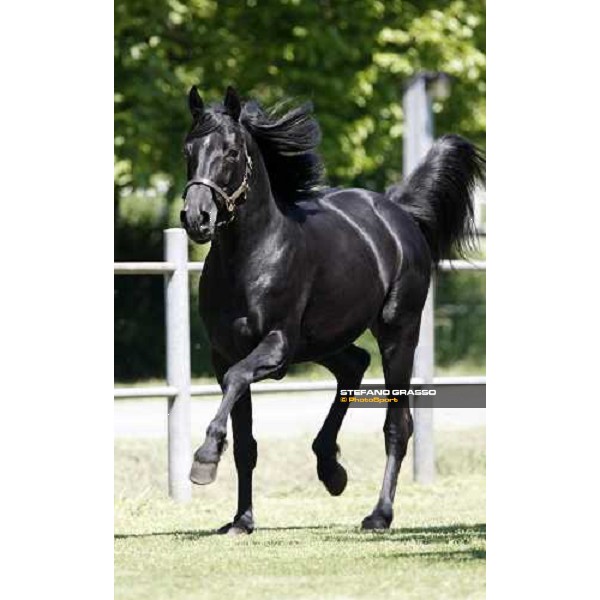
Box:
(412, 280), (435, 484)
(403, 73), (439, 484)
(164, 228), (192, 502)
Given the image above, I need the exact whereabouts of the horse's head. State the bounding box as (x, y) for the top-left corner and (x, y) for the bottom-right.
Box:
(181, 86), (251, 244)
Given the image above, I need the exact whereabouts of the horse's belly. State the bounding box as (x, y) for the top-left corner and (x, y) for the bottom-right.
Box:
(294, 281), (384, 361)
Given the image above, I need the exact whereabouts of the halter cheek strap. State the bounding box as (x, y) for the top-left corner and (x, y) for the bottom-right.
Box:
(182, 147), (253, 214)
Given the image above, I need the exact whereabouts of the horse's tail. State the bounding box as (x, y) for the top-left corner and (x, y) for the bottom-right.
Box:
(386, 134), (485, 264)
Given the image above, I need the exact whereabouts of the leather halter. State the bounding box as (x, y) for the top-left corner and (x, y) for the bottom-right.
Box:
(182, 146), (253, 214)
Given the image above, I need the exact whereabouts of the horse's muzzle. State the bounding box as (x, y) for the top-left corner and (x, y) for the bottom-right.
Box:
(180, 207), (213, 244)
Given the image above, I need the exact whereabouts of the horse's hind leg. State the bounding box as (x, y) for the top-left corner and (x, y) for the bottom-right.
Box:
(312, 345), (370, 496)
(361, 312), (421, 530)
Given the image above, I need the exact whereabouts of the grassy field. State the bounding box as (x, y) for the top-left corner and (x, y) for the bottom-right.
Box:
(115, 428), (485, 599)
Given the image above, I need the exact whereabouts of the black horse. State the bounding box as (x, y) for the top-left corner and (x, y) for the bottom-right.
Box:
(180, 86), (484, 534)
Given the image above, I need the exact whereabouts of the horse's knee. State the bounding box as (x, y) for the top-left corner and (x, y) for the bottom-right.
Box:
(383, 408), (413, 455)
(222, 369), (249, 395)
(383, 413), (412, 437)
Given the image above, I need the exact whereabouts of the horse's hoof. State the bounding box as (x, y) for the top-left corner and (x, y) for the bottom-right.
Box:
(216, 521), (253, 536)
(190, 460), (218, 485)
(323, 463), (347, 496)
(361, 512), (392, 531)
(227, 525), (250, 536)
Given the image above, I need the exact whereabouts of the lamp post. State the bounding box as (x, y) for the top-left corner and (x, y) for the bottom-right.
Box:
(403, 72), (451, 485)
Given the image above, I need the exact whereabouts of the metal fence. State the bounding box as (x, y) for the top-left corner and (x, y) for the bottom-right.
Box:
(114, 227), (486, 502)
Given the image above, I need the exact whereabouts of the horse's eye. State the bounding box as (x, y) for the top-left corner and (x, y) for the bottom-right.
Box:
(225, 149), (239, 160)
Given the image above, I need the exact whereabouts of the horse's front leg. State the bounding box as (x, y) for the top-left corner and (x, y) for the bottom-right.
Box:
(216, 389), (256, 535)
(190, 330), (289, 487)
(206, 353), (257, 535)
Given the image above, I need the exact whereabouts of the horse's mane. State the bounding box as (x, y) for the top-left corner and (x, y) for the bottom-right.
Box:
(240, 99), (326, 203)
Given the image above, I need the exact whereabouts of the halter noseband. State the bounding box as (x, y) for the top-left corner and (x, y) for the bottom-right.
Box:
(182, 146), (253, 215)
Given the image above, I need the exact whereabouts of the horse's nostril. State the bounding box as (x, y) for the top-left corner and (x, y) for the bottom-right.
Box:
(200, 211), (210, 226)
(180, 210), (187, 226)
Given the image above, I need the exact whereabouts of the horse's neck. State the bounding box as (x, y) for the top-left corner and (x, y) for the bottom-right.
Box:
(237, 141), (283, 235)
(214, 140), (288, 260)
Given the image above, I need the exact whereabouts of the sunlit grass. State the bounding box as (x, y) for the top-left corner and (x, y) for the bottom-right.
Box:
(115, 429), (485, 599)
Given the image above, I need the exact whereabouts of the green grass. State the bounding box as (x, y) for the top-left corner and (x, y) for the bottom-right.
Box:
(115, 429), (485, 599)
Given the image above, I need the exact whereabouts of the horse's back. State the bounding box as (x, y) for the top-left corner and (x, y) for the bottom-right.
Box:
(298, 187), (431, 279)
(289, 187), (430, 360)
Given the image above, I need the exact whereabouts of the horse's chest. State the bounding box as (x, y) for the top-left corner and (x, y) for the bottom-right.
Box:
(203, 306), (256, 362)
(199, 278), (256, 360)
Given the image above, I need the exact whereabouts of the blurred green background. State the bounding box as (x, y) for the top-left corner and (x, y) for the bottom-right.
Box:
(114, 0), (485, 382)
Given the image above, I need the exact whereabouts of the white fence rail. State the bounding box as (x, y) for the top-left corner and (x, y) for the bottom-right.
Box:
(114, 258), (485, 275)
(114, 228), (486, 502)
(114, 375), (486, 399)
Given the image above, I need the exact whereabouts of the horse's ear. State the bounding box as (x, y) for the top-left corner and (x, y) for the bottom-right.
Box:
(223, 86), (241, 120)
(188, 86), (204, 118)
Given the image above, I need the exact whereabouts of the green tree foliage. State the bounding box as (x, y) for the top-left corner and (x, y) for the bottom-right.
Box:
(115, 0), (485, 193)
(115, 0), (486, 381)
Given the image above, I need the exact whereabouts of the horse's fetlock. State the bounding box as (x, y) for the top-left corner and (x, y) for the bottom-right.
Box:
(206, 422), (224, 436)
(374, 501), (394, 520)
